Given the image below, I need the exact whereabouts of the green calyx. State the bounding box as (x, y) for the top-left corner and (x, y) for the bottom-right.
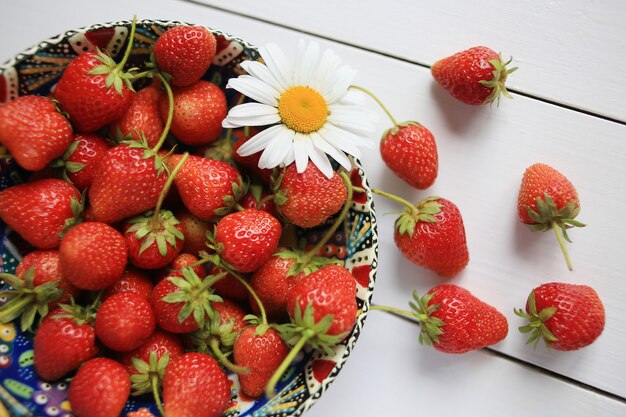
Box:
(122, 135), (170, 176)
(161, 268), (223, 329)
(201, 130), (234, 162)
(276, 249), (341, 277)
(54, 295), (99, 327)
(479, 53), (518, 105)
(394, 196), (442, 238)
(514, 291), (558, 350)
(409, 290), (445, 347)
(189, 314), (249, 374)
(0, 269), (63, 332)
(130, 351), (170, 396)
(127, 210), (184, 256)
(214, 179), (247, 217)
(382, 120), (422, 137)
(60, 193), (85, 238)
(50, 140), (86, 182)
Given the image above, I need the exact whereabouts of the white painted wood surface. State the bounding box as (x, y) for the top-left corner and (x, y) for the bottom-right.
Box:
(195, 0), (626, 123)
(1, 0), (625, 415)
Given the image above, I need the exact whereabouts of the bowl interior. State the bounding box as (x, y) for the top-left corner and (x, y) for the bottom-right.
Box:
(0, 19), (377, 417)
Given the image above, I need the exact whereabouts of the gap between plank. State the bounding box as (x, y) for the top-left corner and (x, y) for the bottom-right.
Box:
(372, 304), (626, 405)
(179, 0), (626, 126)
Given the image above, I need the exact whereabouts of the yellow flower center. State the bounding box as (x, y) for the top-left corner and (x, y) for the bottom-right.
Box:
(277, 86), (329, 133)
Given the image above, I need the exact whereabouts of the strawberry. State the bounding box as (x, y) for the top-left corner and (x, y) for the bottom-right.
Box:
(110, 82), (164, 147)
(88, 143), (168, 223)
(240, 186), (278, 217)
(398, 285), (508, 353)
(515, 282), (605, 351)
(0, 250), (80, 331)
(209, 264), (248, 301)
(59, 222), (128, 290)
(162, 352), (230, 417)
(119, 328), (184, 376)
(177, 209), (211, 255)
(123, 211), (185, 269)
(103, 266), (153, 301)
(51, 133), (111, 190)
(156, 253), (207, 283)
(211, 209), (282, 273)
(375, 191), (469, 277)
(517, 163), (584, 270)
(233, 326), (289, 398)
(249, 253), (297, 321)
(67, 357), (130, 417)
(380, 122), (438, 189)
(153, 26), (217, 87)
(168, 154), (243, 221)
(0, 95), (73, 171)
(274, 161), (347, 228)
(0, 179), (81, 249)
(159, 80), (227, 145)
(213, 299), (247, 333)
(95, 292), (155, 352)
(33, 304), (98, 381)
(151, 268), (222, 334)
(431, 46), (517, 105)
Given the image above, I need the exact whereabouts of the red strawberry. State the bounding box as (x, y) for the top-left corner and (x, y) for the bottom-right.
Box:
(233, 326), (289, 398)
(0, 179), (81, 249)
(275, 161), (347, 228)
(249, 253), (297, 321)
(212, 209), (282, 273)
(52, 133), (111, 190)
(153, 26), (217, 87)
(59, 222), (128, 290)
(123, 210), (185, 270)
(0, 251), (79, 331)
(376, 191), (469, 277)
(168, 154), (243, 221)
(103, 267), (153, 301)
(406, 284), (508, 353)
(88, 144), (168, 223)
(177, 210), (211, 255)
(156, 253), (207, 283)
(213, 299), (247, 333)
(159, 80), (227, 145)
(431, 46), (517, 105)
(95, 292), (155, 352)
(110, 82), (164, 147)
(517, 163), (584, 270)
(162, 352), (230, 417)
(240, 186), (278, 217)
(33, 305), (98, 381)
(210, 264), (248, 301)
(151, 268), (222, 334)
(67, 357), (130, 417)
(380, 122), (438, 189)
(515, 282), (605, 351)
(119, 329), (184, 376)
(0, 95), (73, 171)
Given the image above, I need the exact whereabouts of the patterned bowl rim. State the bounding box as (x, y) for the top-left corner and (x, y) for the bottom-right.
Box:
(0, 18), (379, 417)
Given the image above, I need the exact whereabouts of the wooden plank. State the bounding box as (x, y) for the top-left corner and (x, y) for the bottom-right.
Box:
(1, 0), (625, 401)
(194, 0), (626, 122)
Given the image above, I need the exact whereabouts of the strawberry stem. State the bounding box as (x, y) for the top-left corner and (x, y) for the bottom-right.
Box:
(116, 15), (137, 71)
(350, 85), (398, 126)
(228, 271), (267, 326)
(209, 338), (249, 374)
(265, 331), (312, 398)
(552, 223), (573, 271)
(151, 153), (189, 226)
(301, 171), (353, 265)
(151, 373), (165, 417)
(152, 72), (174, 153)
(371, 188), (418, 214)
(369, 305), (415, 318)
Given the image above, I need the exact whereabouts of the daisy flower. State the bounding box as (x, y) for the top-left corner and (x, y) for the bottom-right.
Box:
(222, 40), (376, 178)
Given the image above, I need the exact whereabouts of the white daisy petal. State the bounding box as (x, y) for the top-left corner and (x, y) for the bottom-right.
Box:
(297, 42), (320, 86)
(236, 125), (284, 156)
(259, 43), (293, 90)
(318, 124), (362, 158)
(293, 133), (310, 173)
(311, 49), (341, 91)
(226, 103), (281, 126)
(227, 75), (279, 106)
(222, 118), (240, 128)
(304, 135), (334, 178)
(258, 127), (295, 169)
(324, 66), (358, 103)
(328, 106), (377, 136)
(240, 60), (283, 91)
(339, 89), (368, 105)
(310, 131), (352, 171)
(283, 146), (296, 167)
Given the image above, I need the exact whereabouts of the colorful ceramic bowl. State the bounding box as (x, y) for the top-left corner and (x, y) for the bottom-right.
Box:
(0, 19), (377, 417)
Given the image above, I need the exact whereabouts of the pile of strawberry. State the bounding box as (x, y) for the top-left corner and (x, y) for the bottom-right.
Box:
(0, 19), (364, 417)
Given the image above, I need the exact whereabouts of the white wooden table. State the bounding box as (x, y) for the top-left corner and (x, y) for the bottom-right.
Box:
(2, 1), (625, 416)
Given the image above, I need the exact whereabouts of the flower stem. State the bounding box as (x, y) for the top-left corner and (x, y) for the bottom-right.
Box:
(552, 223), (573, 271)
(151, 153), (189, 225)
(210, 338), (249, 374)
(350, 85), (398, 126)
(152, 72), (174, 153)
(301, 171), (353, 265)
(371, 188), (416, 213)
(151, 373), (165, 417)
(117, 15), (137, 70)
(369, 305), (415, 318)
(229, 271), (267, 325)
(265, 332), (312, 398)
